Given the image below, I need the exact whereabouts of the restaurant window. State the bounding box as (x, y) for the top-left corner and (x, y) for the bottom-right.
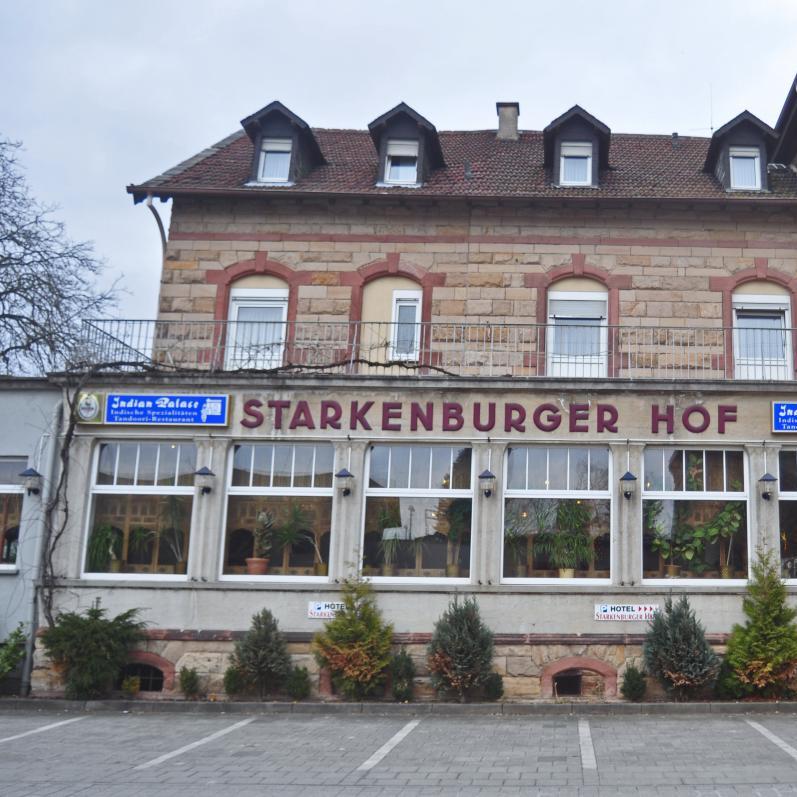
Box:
(642, 448), (747, 580)
(777, 450), (797, 579)
(503, 446), (610, 581)
(223, 443), (334, 578)
(85, 442), (196, 576)
(0, 458), (26, 568)
(363, 445), (472, 579)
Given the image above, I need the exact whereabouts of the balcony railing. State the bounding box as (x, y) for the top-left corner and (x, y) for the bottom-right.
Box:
(76, 319), (797, 381)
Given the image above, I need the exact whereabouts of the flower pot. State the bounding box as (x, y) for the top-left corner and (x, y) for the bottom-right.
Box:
(245, 557), (269, 575)
(558, 568), (575, 578)
(382, 564), (396, 576)
(174, 560), (187, 575)
(109, 559), (122, 573)
(314, 562), (328, 576)
(514, 563), (527, 578)
(446, 564), (460, 578)
(720, 565), (732, 579)
(665, 564), (681, 578)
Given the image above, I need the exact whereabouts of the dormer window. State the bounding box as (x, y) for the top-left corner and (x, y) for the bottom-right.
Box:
(560, 142), (592, 186)
(258, 138), (292, 183)
(729, 146), (761, 190)
(385, 140), (419, 185)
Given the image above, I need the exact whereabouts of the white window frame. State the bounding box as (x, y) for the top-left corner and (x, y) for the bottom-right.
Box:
(82, 441), (198, 581)
(226, 287), (288, 370)
(389, 289), (422, 360)
(220, 442), (335, 582)
(363, 444), (473, 584)
(641, 447), (749, 585)
(559, 142), (593, 187)
(257, 138), (292, 183)
(777, 450), (797, 581)
(502, 446), (612, 584)
(729, 146), (761, 191)
(732, 293), (791, 381)
(546, 289), (608, 377)
(384, 139), (419, 186)
(0, 458), (26, 573)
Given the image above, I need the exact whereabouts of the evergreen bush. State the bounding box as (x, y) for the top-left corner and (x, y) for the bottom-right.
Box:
(643, 595), (719, 700)
(41, 604), (145, 699)
(390, 648), (416, 702)
(427, 597), (495, 703)
(620, 664), (647, 702)
(230, 608), (291, 699)
(312, 578), (393, 700)
(0, 624), (27, 682)
(223, 665), (246, 697)
(714, 657), (746, 700)
(286, 666), (312, 701)
(483, 671), (504, 701)
(179, 666), (201, 699)
(725, 549), (797, 698)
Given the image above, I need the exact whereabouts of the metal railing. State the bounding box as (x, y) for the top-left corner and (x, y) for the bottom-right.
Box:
(76, 319), (796, 381)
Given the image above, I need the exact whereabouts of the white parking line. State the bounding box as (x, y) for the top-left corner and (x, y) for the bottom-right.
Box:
(357, 719), (421, 771)
(135, 717), (256, 769)
(0, 715), (87, 744)
(746, 719), (797, 763)
(578, 718), (597, 770)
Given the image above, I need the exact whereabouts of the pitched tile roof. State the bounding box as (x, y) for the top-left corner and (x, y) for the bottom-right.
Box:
(128, 127), (797, 203)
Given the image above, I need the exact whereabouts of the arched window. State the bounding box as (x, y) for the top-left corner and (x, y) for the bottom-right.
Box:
(118, 663), (164, 692)
(732, 281), (791, 380)
(361, 276), (423, 362)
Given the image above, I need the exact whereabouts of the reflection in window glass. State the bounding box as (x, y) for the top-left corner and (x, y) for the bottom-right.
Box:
(251, 445), (272, 487)
(389, 447), (410, 489)
(548, 448), (567, 490)
(0, 493), (22, 565)
(507, 448), (526, 490)
(156, 444), (178, 487)
(431, 447), (452, 490)
(293, 447), (314, 488)
(665, 450), (682, 491)
(569, 448), (589, 491)
(369, 446), (388, 488)
(410, 446), (431, 490)
(705, 450), (724, 492)
(272, 445), (292, 488)
(97, 444), (117, 485)
(779, 500), (797, 578)
(314, 446), (334, 488)
(780, 451), (797, 493)
(590, 448), (609, 490)
(644, 449), (663, 492)
(137, 444), (158, 486)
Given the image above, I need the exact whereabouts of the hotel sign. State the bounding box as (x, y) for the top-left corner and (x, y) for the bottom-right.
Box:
(773, 402), (797, 433)
(308, 601), (345, 619)
(101, 394), (230, 426)
(594, 604), (659, 622)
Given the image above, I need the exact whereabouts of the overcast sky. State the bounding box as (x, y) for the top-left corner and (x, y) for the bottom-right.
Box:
(2, 0), (796, 317)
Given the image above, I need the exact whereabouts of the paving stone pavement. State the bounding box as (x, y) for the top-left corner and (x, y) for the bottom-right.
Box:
(4, 710), (797, 795)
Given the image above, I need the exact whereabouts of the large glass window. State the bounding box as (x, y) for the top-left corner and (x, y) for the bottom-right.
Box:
(0, 458), (26, 567)
(778, 450), (797, 579)
(642, 448), (747, 580)
(223, 443), (334, 577)
(86, 442), (196, 575)
(363, 445), (472, 579)
(503, 446), (611, 580)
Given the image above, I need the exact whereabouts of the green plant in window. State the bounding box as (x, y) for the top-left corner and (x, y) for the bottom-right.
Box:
(445, 498), (470, 573)
(504, 501), (535, 571)
(535, 500), (593, 574)
(701, 500), (744, 571)
(86, 524), (122, 572)
(158, 496), (188, 567)
(274, 502), (323, 567)
(253, 508), (274, 558)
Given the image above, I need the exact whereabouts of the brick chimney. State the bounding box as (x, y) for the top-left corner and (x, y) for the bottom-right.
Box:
(496, 102), (520, 140)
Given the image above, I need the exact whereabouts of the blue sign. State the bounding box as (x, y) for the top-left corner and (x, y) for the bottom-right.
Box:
(773, 401), (797, 433)
(104, 394), (229, 426)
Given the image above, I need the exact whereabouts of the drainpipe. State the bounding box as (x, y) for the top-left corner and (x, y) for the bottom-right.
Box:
(145, 193), (167, 259)
(19, 400), (63, 697)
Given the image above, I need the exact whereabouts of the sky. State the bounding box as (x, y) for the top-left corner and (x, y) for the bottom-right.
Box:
(2, 0), (796, 318)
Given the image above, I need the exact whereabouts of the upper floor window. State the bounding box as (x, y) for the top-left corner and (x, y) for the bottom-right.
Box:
(385, 140), (419, 185)
(729, 146), (761, 191)
(391, 290), (422, 360)
(226, 287), (288, 370)
(0, 458), (26, 568)
(547, 288), (608, 377)
(560, 142), (592, 186)
(258, 138), (292, 183)
(732, 292), (791, 380)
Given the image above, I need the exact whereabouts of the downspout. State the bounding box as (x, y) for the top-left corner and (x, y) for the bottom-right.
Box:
(19, 399), (63, 697)
(145, 193), (167, 259)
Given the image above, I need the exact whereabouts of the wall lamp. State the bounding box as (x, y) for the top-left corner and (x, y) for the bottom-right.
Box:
(194, 467), (215, 495)
(335, 468), (354, 496)
(759, 472), (777, 501)
(479, 469), (496, 498)
(19, 467), (42, 496)
(619, 471), (637, 500)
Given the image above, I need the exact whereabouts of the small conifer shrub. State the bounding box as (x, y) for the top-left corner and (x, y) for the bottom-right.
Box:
(179, 666), (201, 699)
(427, 597), (495, 703)
(41, 603), (145, 700)
(312, 578), (393, 700)
(483, 671), (504, 701)
(230, 608), (291, 699)
(726, 549), (797, 698)
(286, 666), (312, 701)
(643, 595), (719, 700)
(0, 624), (26, 682)
(223, 665), (246, 697)
(620, 664), (647, 702)
(390, 648), (416, 702)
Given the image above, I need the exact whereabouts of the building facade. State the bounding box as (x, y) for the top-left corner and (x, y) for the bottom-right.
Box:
(33, 76), (797, 699)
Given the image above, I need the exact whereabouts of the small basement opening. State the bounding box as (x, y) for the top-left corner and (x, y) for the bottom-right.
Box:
(117, 662), (164, 692)
(553, 669), (582, 697)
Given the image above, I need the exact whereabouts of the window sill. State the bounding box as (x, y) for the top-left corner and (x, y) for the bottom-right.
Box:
(0, 565), (19, 575)
(243, 180), (295, 188)
(375, 182), (422, 189)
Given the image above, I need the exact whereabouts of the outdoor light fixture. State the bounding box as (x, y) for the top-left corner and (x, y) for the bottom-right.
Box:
(335, 468), (354, 496)
(479, 469), (496, 498)
(194, 467), (215, 495)
(759, 472), (777, 501)
(619, 471), (637, 500)
(19, 467), (42, 496)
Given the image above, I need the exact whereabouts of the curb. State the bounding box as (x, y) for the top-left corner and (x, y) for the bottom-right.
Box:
(4, 698), (797, 716)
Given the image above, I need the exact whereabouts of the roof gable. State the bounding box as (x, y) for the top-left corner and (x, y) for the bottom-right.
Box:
(543, 105), (611, 168)
(367, 102), (445, 168)
(703, 110), (777, 171)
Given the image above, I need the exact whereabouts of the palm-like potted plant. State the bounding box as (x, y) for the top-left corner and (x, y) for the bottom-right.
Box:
(535, 500), (593, 577)
(504, 502), (534, 576)
(445, 498), (470, 577)
(702, 500), (744, 578)
(246, 508), (274, 575)
(86, 524), (122, 572)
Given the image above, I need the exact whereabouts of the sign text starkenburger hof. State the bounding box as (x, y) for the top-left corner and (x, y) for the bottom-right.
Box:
(76, 393), (230, 426)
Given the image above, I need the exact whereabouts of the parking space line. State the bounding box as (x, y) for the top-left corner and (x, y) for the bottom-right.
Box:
(0, 715), (87, 744)
(578, 718), (597, 770)
(746, 719), (797, 763)
(357, 719), (421, 771)
(134, 717), (256, 769)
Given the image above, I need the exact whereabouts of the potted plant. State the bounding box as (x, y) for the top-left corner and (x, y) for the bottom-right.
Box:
(158, 496), (188, 573)
(535, 500), (593, 577)
(86, 524), (122, 572)
(274, 502), (327, 574)
(246, 508), (274, 575)
(702, 499), (744, 578)
(445, 498), (470, 577)
(504, 502), (534, 577)
(379, 534), (403, 576)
